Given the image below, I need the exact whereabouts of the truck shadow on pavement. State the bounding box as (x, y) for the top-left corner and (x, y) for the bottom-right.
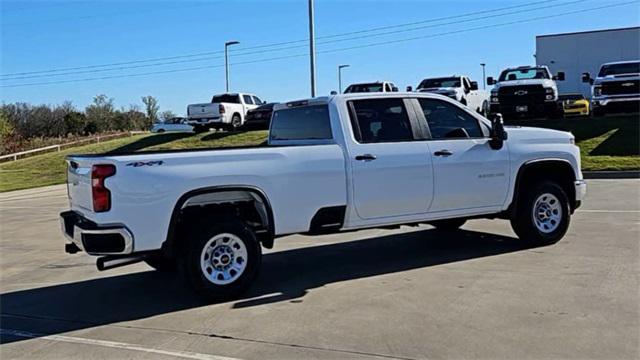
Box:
(0, 228), (527, 344)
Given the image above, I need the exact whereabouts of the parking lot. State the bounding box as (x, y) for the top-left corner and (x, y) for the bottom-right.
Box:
(0, 179), (638, 359)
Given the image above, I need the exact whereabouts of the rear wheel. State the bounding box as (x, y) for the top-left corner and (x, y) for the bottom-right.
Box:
(179, 218), (261, 301)
(429, 218), (466, 231)
(231, 114), (242, 129)
(510, 181), (570, 246)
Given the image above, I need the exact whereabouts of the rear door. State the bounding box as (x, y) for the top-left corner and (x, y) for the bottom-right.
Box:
(346, 97), (434, 219)
(414, 98), (509, 212)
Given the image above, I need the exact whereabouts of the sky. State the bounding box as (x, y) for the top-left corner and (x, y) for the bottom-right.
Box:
(1, 0), (639, 115)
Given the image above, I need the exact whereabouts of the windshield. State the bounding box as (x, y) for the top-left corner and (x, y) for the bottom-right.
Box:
(344, 83), (384, 93)
(418, 77), (461, 89)
(598, 62), (640, 77)
(499, 68), (550, 81)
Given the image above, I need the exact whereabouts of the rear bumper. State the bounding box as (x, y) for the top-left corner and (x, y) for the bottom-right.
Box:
(60, 211), (133, 255)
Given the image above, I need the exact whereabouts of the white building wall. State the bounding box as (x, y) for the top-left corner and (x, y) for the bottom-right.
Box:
(536, 27), (640, 98)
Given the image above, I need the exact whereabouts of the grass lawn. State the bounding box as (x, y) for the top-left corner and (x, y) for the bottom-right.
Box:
(507, 114), (639, 171)
(0, 115), (637, 193)
(0, 131), (267, 192)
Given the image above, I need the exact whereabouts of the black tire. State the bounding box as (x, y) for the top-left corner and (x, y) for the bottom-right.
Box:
(144, 253), (177, 272)
(510, 181), (570, 246)
(157, 129), (166, 133)
(592, 107), (605, 118)
(194, 125), (208, 133)
(179, 218), (261, 301)
(429, 218), (467, 231)
(231, 114), (242, 130)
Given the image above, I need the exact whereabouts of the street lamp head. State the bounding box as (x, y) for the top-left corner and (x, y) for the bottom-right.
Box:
(480, 63), (486, 67)
(225, 41), (240, 46)
(339, 64), (350, 69)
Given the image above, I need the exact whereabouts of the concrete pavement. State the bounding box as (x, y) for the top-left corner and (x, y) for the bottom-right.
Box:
(0, 180), (638, 359)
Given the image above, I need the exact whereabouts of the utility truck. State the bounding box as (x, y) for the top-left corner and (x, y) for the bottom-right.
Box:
(488, 65), (565, 119)
(61, 92), (586, 300)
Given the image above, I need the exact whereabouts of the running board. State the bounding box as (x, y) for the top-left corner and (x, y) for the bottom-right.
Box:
(96, 254), (145, 271)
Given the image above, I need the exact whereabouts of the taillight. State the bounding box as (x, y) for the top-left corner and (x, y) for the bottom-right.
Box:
(219, 104), (225, 114)
(92, 164), (116, 212)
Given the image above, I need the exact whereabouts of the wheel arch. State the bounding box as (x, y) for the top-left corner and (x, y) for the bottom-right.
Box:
(508, 159), (577, 217)
(162, 185), (275, 256)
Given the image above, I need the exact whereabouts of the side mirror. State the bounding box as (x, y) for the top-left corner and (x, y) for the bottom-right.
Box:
(487, 77), (496, 85)
(330, 91), (338, 95)
(554, 72), (565, 81)
(391, 86), (399, 92)
(581, 72), (593, 85)
(263, 100), (267, 104)
(406, 86), (413, 92)
(470, 81), (478, 91)
(489, 113), (508, 150)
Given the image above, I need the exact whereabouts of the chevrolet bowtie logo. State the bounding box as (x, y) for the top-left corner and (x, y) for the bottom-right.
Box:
(515, 90), (528, 96)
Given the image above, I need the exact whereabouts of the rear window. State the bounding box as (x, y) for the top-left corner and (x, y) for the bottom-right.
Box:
(270, 105), (332, 141)
(212, 94), (240, 103)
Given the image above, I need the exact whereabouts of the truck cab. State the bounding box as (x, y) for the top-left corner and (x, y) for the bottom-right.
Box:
(416, 75), (490, 116)
(582, 60), (640, 116)
(488, 65), (564, 119)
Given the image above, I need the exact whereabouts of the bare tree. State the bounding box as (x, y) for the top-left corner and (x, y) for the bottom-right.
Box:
(141, 96), (159, 123)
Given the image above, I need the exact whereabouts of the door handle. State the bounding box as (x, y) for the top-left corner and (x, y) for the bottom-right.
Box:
(434, 150), (453, 156)
(355, 154), (377, 161)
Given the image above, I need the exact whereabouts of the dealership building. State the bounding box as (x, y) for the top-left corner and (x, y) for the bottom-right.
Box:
(535, 27), (640, 98)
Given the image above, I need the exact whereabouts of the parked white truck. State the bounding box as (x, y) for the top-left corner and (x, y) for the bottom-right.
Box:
(187, 93), (264, 131)
(582, 60), (640, 116)
(416, 75), (490, 116)
(61, 92), (586, 300)
(488, 65), (565, 119)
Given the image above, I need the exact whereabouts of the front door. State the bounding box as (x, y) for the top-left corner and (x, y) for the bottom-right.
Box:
(347, 97), (434, 219)
(415, 98), (510, 212)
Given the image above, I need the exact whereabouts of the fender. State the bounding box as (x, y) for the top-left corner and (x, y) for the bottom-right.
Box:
(507, 158), (577, 217)
(162, 185), (275, 255)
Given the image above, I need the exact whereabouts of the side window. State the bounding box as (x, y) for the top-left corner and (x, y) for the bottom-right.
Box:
(252, 96), (262, 105)
(270, 105), (332, 141)
(462, 77), (470, 90)
(349, 98), (414, 143)
(243, 95), (254, 104)
(417, 98), (483, 139)
(384, 83), (392, 92)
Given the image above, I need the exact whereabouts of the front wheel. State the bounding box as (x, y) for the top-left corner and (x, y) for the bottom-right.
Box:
(510, 181), (570, 246)
(180, 218), (261, 301)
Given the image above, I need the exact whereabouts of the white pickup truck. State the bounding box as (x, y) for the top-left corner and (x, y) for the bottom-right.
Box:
(187, 93), (264, 131)
(416, 75), (490, 116)
(61, 92), (586, 300)
(582, 60), (640, 116)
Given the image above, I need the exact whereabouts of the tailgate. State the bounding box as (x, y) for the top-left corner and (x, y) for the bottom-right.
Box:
(66, 157), (96, 212)
(188, 103), (220, 118)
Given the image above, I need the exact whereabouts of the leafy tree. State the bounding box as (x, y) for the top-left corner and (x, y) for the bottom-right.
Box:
(159, 110), (177, 122)
(85, 95), (115, 133)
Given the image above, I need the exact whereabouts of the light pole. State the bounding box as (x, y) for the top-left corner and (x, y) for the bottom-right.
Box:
(338, 64), (350, 93)
(225, 40), (240, 92)
(308, 0), (316, 97)
(480, 63), (486, 90)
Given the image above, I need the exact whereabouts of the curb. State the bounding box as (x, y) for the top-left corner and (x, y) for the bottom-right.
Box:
(583, 171), (640, 179)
